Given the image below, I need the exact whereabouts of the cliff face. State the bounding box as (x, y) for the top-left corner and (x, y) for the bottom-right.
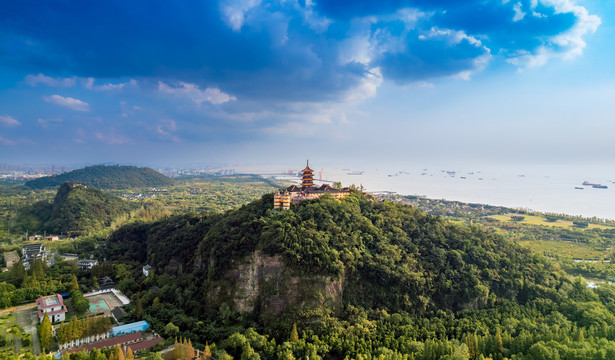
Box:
(212, 251), (343, 316)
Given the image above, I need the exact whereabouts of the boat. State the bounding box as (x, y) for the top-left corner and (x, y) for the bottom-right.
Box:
(574, 187), (584, 190)
(583, 181), (599, 186)
(593, 185), (608, 189)
(347, 171), (364, 175)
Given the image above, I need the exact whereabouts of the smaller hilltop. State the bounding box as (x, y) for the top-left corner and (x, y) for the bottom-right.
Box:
(12, 182), (133, 236)
(25, 164), (174, 189)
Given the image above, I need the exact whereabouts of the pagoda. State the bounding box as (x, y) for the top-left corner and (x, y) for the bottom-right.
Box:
(301, 160), (315, 188)
(273, 160), (352, 210)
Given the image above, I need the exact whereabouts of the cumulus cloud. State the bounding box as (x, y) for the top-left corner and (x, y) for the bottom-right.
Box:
(25, 73), (76, 88)
(159, 82), (236, 105)
(1, 0), (601, 105)
(220, 0), (261, 31)
(43, 95), (90, 111)
(0, 115), (21, 127)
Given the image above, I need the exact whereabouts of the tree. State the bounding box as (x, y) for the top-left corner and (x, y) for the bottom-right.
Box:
(133, 296), (142, 319)
(494, 328), (503, 355)
(125, 346), (134, 360)
(114, 345), (125, 360)
(39, 312), (52, 352)
(165, 322), (180, 338)
(466, 333), (479, 360)
(202, 342), (212, 360)
(290, 323), (299, 342)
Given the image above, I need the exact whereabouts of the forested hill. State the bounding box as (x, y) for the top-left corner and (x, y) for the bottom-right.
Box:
(108, 192), (559, 314)
(12, 182), (133, 236)
(25, 164), (174, 189)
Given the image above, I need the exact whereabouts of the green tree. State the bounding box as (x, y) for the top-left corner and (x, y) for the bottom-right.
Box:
(290, 323), (299, 342)
(39, 312), (52, 352)
(165, 322), (180, 338)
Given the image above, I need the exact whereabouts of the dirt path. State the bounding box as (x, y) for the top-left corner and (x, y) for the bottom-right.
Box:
(14, 307), (41, 354)
(0, 302), (37, 317)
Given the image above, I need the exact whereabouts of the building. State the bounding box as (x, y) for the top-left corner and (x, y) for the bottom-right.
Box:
(273, 161), (352, 210)
(23, 243), (46, 269)
(77, 259), (99, 270)
(99, 276), (116, 290)
(142, 265), (152, 277)
(45, 235), (60, 241)
(3, 251), (19, 269)
(111, 321), (150, 337)
(36, 294), (68, 323)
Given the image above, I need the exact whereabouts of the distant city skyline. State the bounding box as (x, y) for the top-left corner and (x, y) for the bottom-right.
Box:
(1, 1), (614, 167)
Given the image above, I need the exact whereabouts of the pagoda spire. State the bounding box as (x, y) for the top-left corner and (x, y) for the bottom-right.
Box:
(301, 160), (315, 188)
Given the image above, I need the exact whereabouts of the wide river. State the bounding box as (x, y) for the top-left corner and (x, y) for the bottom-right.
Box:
(239, 163), (615, 220)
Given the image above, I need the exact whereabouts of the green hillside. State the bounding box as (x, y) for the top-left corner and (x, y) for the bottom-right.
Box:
(12, 182), (133, 236)
(103, 192), (615, 359)
(25, 164), (174, 189)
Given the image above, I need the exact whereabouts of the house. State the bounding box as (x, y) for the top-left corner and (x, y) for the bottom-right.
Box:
(45, 235), (60, 241)
(3, 251), (19, 269)
(99, 276), (115, 290)
(23, 243), (46, 269)
(142, 265), (152, 277)
(77, 259), (99, 270)
(36, 294), (68, 323)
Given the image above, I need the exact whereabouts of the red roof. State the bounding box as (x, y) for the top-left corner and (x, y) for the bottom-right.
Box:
(63, 332), (143, 355)
(128, 337), (163, 352)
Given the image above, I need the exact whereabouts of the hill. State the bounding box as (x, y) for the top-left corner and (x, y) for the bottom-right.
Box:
(12, 182), (133, 236)
(102, 192), (615, 359)
(25, 164), (174, 189)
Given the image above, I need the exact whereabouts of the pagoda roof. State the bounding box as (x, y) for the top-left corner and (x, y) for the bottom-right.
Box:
(302, 166), (313, 172)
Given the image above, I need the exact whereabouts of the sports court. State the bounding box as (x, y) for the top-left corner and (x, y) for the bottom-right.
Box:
(88, 299), (111, 314)
(83, 291), (125, 315)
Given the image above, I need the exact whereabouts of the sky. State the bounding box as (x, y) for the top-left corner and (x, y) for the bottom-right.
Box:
(0, 0), (613, 168)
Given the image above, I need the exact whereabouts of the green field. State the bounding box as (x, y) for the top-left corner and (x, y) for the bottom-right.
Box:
(517, 239), (608, 260)
(491, 213), (611, 230)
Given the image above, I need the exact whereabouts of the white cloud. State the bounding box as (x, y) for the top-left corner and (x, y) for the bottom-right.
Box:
(83, 77), (95, 89)
(220, 0), (261, 31)
(507, 0), (600, 67)
(92, 78), (137, 91)
(95, 129), (133, 144)
(37, 118), (63, 128)
(25, 73), (76, 88)
(512, 2), (526, 22)
(0, 135), (16, 146)
(159, 82), (237, 105)
(345, 67), (383, 102)
(43, 95), (90, 111)
(155, 119), (180, 142)
(0, 115), (21, 127)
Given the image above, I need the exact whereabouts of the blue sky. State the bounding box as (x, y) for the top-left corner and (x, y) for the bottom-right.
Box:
(0, 0), (612, 167)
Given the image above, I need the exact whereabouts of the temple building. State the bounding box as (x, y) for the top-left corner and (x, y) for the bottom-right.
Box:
(274, 161), (352, 210)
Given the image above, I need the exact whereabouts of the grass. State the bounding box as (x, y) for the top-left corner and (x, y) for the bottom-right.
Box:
(490, 213), (611, 230)
(517, 239), (608, 260)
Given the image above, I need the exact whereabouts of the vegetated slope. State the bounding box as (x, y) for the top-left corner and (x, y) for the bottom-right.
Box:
(107, 192), (563, 315)
(13, 182), (133, 236)
(25, 164), (174, 189)
(105, 193), (615, 358)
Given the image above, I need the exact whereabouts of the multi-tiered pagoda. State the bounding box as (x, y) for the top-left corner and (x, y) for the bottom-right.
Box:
(273, 161), (351, 210)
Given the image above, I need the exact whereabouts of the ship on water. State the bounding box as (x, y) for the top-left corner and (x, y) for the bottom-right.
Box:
(347, 171), (364, 175)
(593, 184), (608, 189)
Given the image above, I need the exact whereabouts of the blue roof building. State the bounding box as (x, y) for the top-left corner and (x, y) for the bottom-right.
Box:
(111, 320), (149, 337)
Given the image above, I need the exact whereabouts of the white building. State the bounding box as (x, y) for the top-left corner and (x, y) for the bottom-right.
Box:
(36, 294), (68, 323)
